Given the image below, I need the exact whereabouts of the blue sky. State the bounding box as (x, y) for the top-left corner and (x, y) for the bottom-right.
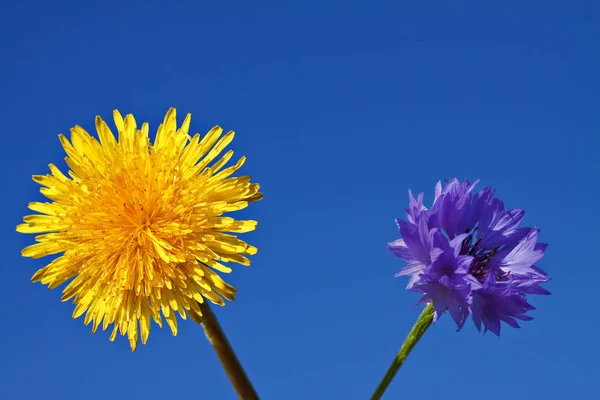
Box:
(1, 1), (598, 399)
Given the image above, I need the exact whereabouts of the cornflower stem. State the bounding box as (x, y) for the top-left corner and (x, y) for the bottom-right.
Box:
(369, 302), (434, 400)
(196, 301), (259, 400)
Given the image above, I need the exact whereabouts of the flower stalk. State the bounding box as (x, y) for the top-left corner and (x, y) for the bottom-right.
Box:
(369, 303), (434, 400)
(195, 301), (259, 400)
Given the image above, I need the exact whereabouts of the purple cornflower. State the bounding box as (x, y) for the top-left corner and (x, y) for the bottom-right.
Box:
(388, 178), (550, 334)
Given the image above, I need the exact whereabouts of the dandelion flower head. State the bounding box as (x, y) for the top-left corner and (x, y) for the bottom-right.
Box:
(17, 108), (262, 350)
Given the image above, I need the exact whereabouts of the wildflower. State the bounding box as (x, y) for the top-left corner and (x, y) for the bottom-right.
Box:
(17, 108), (262, 350)
(388, 178), (549, 334)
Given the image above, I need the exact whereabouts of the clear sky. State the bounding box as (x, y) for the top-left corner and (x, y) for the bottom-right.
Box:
(2, 1), (598, 399)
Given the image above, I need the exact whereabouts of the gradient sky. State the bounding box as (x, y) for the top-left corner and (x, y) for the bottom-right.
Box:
(2, 1), (598, 399)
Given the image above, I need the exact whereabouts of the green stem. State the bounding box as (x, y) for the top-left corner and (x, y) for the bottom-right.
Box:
(195, 301), (260, 400)
(369, 303), (434, 400)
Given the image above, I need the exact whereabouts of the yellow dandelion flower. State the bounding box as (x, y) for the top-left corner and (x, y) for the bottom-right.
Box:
(17, 108), (262, 351)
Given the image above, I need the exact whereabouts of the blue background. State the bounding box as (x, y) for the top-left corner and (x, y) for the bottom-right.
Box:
(2, 1), (598, 399)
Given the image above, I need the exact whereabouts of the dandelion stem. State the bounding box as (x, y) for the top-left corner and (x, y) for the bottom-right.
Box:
(197, 301), (259, 400)
(369, 303), (434, 400)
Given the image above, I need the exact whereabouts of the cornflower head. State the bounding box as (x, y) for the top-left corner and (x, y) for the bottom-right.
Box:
(388, 178), (549, 334)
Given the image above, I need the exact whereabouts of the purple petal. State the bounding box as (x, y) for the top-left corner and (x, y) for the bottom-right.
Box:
(498, 229), (545, 275)
(394, 261), (425, 277)
(387, 238), (413, 261)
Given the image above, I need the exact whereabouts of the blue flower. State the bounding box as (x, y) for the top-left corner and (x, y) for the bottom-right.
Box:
(388, 178), (550, 334)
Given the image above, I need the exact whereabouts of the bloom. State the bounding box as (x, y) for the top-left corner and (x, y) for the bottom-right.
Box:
(17, 108), (262, 350)
(388, 178), (549, 334)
